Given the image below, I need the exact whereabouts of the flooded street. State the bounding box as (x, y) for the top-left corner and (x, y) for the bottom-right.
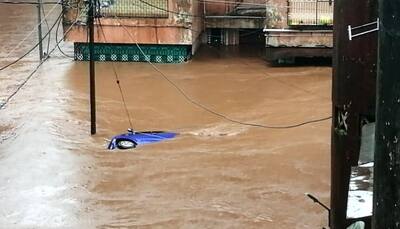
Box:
(0, 5), (331, 228)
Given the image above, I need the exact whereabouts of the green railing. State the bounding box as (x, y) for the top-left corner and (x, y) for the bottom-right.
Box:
(74, 43), (191, 63)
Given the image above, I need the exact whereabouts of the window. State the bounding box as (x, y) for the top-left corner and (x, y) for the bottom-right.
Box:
(287, 0), (333, 26)
(99, 0), (169, 18)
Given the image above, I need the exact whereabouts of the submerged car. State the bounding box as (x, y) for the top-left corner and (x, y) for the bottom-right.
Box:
(108, 129), (177, 150)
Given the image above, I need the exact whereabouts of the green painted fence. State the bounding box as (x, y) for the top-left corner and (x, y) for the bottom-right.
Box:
(74, 43), (191, 63)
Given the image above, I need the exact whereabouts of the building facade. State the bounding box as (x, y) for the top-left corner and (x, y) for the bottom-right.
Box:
(263, 0), (334, 61)
(63, 0), (204, 63)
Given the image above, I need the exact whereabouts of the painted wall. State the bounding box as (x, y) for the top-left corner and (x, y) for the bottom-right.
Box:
(63, 0), (203, 45)
(204, 0), (236, 15)
(265, 0), (287, 28)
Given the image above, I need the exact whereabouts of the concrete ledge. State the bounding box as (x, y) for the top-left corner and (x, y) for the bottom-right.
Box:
(205, 17), (265, 29)
(264, 29), (333, 48)
(266, 47), (332, 61)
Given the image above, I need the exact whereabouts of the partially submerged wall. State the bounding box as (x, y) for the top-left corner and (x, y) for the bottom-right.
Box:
(63, 0), (203, 45)
(263, 0), (333, 60)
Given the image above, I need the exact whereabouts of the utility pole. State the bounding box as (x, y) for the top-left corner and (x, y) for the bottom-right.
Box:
(331, 0), (378, 228)
(373, 0), (400, 227)
(88, 0), (96, 135)
(37, 0), (43, 61)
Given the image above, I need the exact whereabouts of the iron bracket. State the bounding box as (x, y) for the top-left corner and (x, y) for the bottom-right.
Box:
(348, 18), (379, 41)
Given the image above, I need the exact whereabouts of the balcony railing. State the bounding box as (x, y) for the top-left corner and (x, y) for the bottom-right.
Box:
(99, 0), (169, 18)
(287, 0), (333, 26)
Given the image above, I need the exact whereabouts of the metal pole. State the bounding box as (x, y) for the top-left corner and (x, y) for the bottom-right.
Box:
(88, 0), (96, 135)
(315, 0), (318, 25)
(373, 0), (400, 227)
(37, 0), (43, 61)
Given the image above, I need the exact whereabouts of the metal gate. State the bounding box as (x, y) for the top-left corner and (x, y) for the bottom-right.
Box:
(99, 0), (169, 18)
(287, 0), (333, 26)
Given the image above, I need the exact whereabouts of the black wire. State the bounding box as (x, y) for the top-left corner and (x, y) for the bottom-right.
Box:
(0, 1), (81, 9)
(135, 0), (203, 18)
(0, 54), (47, 110)
(0, 1), (58, 5)
(97, 4), (259, 40)
(123, 0), (264, 40)
(135, 42), (332, 129)
(0, 7), (84, 110)
(114, 16), (332, 129)
(184, 25), (263, 39)
(55, 5), (75, 58)
(97, 0), (265, 40)
(40, 2), (52, 55)
(0, 12), (63, 72)
(96, 16), (135, 130)
(54, 0), (81, 58)
(134, 0), (266, 19)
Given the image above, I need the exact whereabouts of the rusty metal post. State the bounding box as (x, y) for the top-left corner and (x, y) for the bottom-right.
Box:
(373, 0), (400, 227)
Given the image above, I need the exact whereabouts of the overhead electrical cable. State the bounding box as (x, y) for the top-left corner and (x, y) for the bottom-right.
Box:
(182, 25), (263, 39)
(55, 1), (80, 59)
(55, 14), (74, 58)
(136, 0), (203, 18)
(96, 17), (135, 130)
(136, 0), (260, 18)
(0, 0), (80, 6)
(0, 0), (287, 8)
(0, 7), (88, 110)
(0, 1), (58, 5)
(199, 0), (266, 7)
(99, 2), (260, 40)
(0, 11), (63, 71)
(1, 1), (80, 60)
(113, 16), (331, 129)
(2, 1), (60, 60)
(40, 2), (52, 55)
(133, 0), (288, 19)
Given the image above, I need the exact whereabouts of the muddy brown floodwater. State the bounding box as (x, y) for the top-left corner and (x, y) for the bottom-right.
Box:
(0, 5), (332, 229)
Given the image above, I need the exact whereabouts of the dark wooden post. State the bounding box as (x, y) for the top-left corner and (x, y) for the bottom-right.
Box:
(331, 0), (378, 228)
(88, 0), (96, 135)
(373, 0), (400, 227)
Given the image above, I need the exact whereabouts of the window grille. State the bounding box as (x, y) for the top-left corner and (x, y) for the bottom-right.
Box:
(287, 0), (333, 26)
(99, 0), (169, 18)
